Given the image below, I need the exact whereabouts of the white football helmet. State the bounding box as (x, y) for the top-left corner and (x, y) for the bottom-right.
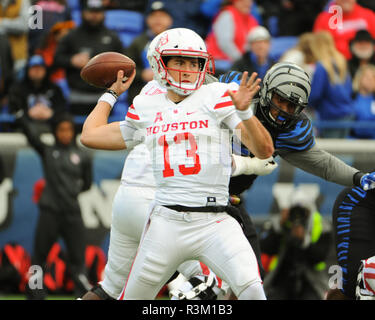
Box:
(147, 28), (214, 96)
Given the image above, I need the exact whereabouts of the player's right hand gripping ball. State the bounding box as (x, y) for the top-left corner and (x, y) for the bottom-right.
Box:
(360, 172), (375, 191)
(80, 52), (135, 88)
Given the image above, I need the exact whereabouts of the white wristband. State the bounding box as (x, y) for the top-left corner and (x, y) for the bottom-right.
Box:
(98, 92), (117, 109)
(236, 106), (253, 120)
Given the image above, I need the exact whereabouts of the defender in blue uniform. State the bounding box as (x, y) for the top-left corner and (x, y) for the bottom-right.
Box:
(175, 63), (375, 299)
(328, 186), (375, 299)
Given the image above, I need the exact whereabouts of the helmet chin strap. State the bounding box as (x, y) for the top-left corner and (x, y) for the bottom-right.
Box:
(268, 111), (276, 122)
(268, 106), (287, 122)
(166, 72), (200, 96)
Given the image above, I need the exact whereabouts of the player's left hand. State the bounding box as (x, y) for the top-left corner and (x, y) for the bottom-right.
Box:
(227, 71), (261, 111)
(360, 172), (375, 191)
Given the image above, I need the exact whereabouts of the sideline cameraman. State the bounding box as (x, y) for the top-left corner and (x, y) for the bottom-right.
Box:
(259, 188), (332, 300)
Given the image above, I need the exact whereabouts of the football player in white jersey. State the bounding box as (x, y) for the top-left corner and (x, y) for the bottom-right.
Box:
(80, 28), (274, 299)
(80, 33), (276, 301)
(80, 77), (277, 300)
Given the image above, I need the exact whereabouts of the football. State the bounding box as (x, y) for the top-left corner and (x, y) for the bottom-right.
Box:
(80, 52), (136, 88)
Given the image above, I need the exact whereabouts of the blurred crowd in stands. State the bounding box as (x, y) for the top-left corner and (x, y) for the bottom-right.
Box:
(1, 0), (375, 139)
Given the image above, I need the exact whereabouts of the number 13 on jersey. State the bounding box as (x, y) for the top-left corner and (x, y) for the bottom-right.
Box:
(158, 132), (201, 178)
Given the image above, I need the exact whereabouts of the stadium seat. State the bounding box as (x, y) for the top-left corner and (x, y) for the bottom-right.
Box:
(67, 0), (80, 10)
(71, 9), (81, 25)
(270, 36), (298, 60)
(118, 32), (138, 48)
(104, 10), (144, 33)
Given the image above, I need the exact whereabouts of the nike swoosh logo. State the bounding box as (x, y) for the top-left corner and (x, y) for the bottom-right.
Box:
(186, 111), (197, 115)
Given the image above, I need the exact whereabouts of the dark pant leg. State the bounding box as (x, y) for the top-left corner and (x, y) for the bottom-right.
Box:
(26, 207), (60, 299)
(237, 203), (266, 279)
(60, 214), (91, 296)
(333, 194), (375, 299)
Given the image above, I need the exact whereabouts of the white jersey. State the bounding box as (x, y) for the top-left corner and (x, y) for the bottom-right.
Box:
(120, 81), (241, 207)
(120, 81), (167, 188)
(120, 143), (155, 187)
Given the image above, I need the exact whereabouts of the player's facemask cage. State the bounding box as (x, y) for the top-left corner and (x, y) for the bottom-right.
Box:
(157, 49), (215, 96)
(264, 89), (307, 130)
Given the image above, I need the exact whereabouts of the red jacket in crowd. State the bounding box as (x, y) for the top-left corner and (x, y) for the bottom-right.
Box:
(205, 5), (258, 61)
(313, 2), (375, 59)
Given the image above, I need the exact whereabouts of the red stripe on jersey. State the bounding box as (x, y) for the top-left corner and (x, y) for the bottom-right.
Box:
(199, 262), (210, 276)
(221, 90), (237, 97)
(126, 112), (140, 120)
(214, 100), (233, 109)
(126, 105), (139, 120)
(126, 104), (140, 120)
(216, 276), (223, 288)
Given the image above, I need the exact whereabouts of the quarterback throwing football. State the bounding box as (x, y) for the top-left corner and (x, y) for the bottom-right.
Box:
(81, 28), (273, 299)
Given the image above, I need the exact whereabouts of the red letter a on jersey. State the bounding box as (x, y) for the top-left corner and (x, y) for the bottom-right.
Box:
(154, 112), (163, 123)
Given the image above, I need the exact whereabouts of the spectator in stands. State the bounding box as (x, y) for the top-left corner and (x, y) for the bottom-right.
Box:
(28, 0), (72, 57)
(0, 0), (30, 76)
(54, 0), (124, 117)
(92, 0), (147, 12)
(260, 187), (332, 300)
(8, 55), (67, 134)
(12, 110), (93, 299)
(348, 29), (375, 78)
(280, 32), (316, 79)
(126, 1), (172, 104)
(313, 0), (375, 60)
(34, 20), (75, 98)
(0, 34), (14, 110)
(351, 64), (375, 139)
(231, 26), (276, 79)
(205, 0), (258, 74)
(309, 31), (355, 138)
(258, 0), (326, 37)
(200, 0), (263, 25)
(145, 0), (210, 38)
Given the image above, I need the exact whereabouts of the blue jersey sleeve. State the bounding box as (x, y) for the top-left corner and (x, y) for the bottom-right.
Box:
(218, 71), (243, 85)
(275, 115), (315, 151)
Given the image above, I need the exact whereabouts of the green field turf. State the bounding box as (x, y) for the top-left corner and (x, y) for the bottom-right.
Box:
(0, 294), (75, 300)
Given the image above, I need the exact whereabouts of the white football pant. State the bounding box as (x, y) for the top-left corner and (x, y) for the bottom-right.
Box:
(100, 185), (209, 298)
(119, 205), (264, 300)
